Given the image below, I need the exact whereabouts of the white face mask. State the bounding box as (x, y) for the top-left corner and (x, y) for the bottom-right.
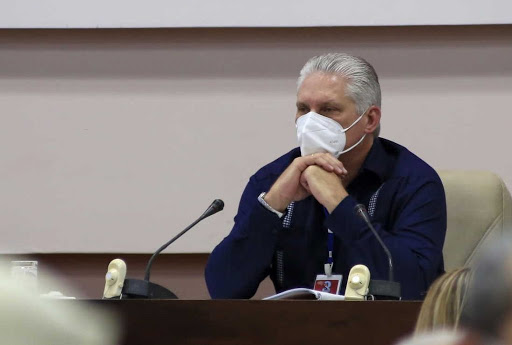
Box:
(296, 109), (368, 158)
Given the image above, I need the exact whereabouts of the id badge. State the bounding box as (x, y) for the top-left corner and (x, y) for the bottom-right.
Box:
(314, 274), (343, 294)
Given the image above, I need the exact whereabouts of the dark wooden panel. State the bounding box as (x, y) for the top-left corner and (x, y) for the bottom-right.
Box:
(86, 300), (421, 345)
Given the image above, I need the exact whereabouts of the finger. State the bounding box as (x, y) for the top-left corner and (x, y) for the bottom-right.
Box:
(311, 154), (347, 175)
(314, 157), (336, 172)
(304, 153), (338, 167)
(319, 154), (347, 174)
(296, 153), (347, 175)
(302, 154), (332, 169)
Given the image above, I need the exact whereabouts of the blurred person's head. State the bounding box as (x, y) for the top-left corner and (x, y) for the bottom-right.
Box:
(460, 236), (512, 345)
(395, 330), (480, 345)
(415, 267), (472, 334)
(0, 262), (119, 345)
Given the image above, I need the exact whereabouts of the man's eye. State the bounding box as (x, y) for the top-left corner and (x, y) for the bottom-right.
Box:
(297, 107), (309, 113)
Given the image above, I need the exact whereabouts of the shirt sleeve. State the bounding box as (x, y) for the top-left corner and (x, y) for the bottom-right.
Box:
(325, 176), (447, 300)
(205, 174), (283, 299)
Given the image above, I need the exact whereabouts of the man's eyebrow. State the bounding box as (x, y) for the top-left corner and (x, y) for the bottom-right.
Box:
(321, 101), (342, 107)
(296, 102), (308, 108)
(313, 101), (344, 111)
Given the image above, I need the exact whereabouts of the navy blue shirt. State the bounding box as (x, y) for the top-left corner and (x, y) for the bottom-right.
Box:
(205, 138), (446, 300)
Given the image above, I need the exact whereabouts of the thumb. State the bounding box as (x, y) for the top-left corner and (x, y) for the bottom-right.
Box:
(300, 173), (311, 193)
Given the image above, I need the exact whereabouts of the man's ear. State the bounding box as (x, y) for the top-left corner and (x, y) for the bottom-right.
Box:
(365, 106), (381, 135)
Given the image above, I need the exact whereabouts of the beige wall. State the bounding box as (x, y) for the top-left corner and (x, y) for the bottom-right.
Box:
(1, 26), (512, 254)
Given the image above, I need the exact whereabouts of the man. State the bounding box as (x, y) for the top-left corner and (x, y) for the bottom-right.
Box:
(205, 53), (446, 300)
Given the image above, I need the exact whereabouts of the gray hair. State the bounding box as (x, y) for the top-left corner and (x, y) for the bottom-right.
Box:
(297, 53), (381, 137)
(459, 236), (512, 341)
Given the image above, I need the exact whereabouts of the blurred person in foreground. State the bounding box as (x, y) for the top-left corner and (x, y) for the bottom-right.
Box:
(415, 267), (472, 333)
(396, 330), (479, 345)
(459, 236), (512, 345)
(0, 262), (119, 345)
(206, 52), (447, 300)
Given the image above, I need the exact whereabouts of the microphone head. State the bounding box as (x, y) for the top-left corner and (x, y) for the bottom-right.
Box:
(354, 204), (371, 223)
(354, 203), (367, 216)
(202, 199), (225, 219)
(212, 199), (224, 212)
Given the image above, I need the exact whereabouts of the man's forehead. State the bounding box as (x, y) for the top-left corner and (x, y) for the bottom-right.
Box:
(301, 72), (347, 87)
(297, 72), (348, 99)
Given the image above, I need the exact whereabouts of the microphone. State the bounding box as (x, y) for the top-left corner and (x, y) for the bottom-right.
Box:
(354, 204), (401, 300)
(144, 199), (224, 281)
(201, 199), (225, 218)
(120, 199), (224, 299)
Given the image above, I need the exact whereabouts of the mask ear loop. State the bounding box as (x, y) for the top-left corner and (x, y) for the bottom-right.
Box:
(337, 107), (371, 156)
(341, 106), (370, 133)
(338, 133), (367, 155)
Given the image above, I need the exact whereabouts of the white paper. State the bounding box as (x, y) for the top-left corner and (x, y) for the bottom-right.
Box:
(263, 288), (345, 301)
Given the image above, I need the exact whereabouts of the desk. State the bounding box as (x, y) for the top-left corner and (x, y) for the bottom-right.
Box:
(88, 300), (421, 345)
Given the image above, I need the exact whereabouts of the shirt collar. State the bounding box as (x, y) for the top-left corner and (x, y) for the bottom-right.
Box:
(359, 138), (394, 183)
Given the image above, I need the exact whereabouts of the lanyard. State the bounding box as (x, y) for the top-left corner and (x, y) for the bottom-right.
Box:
(324, 208), (334, 276)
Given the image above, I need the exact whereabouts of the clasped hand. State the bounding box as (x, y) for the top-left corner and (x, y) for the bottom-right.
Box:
(264, 153), (349, 214)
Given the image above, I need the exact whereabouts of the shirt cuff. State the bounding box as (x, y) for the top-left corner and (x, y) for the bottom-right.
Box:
(257, 192), (285, 218)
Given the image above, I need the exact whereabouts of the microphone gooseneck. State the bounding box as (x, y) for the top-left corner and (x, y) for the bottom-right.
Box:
(144, 199), (224, 282)
(354, 204), (394, 282)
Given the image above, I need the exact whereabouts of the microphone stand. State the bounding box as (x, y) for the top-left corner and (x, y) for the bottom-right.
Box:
(354, 204), (401, 300)
(120, 199), (224, 299)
